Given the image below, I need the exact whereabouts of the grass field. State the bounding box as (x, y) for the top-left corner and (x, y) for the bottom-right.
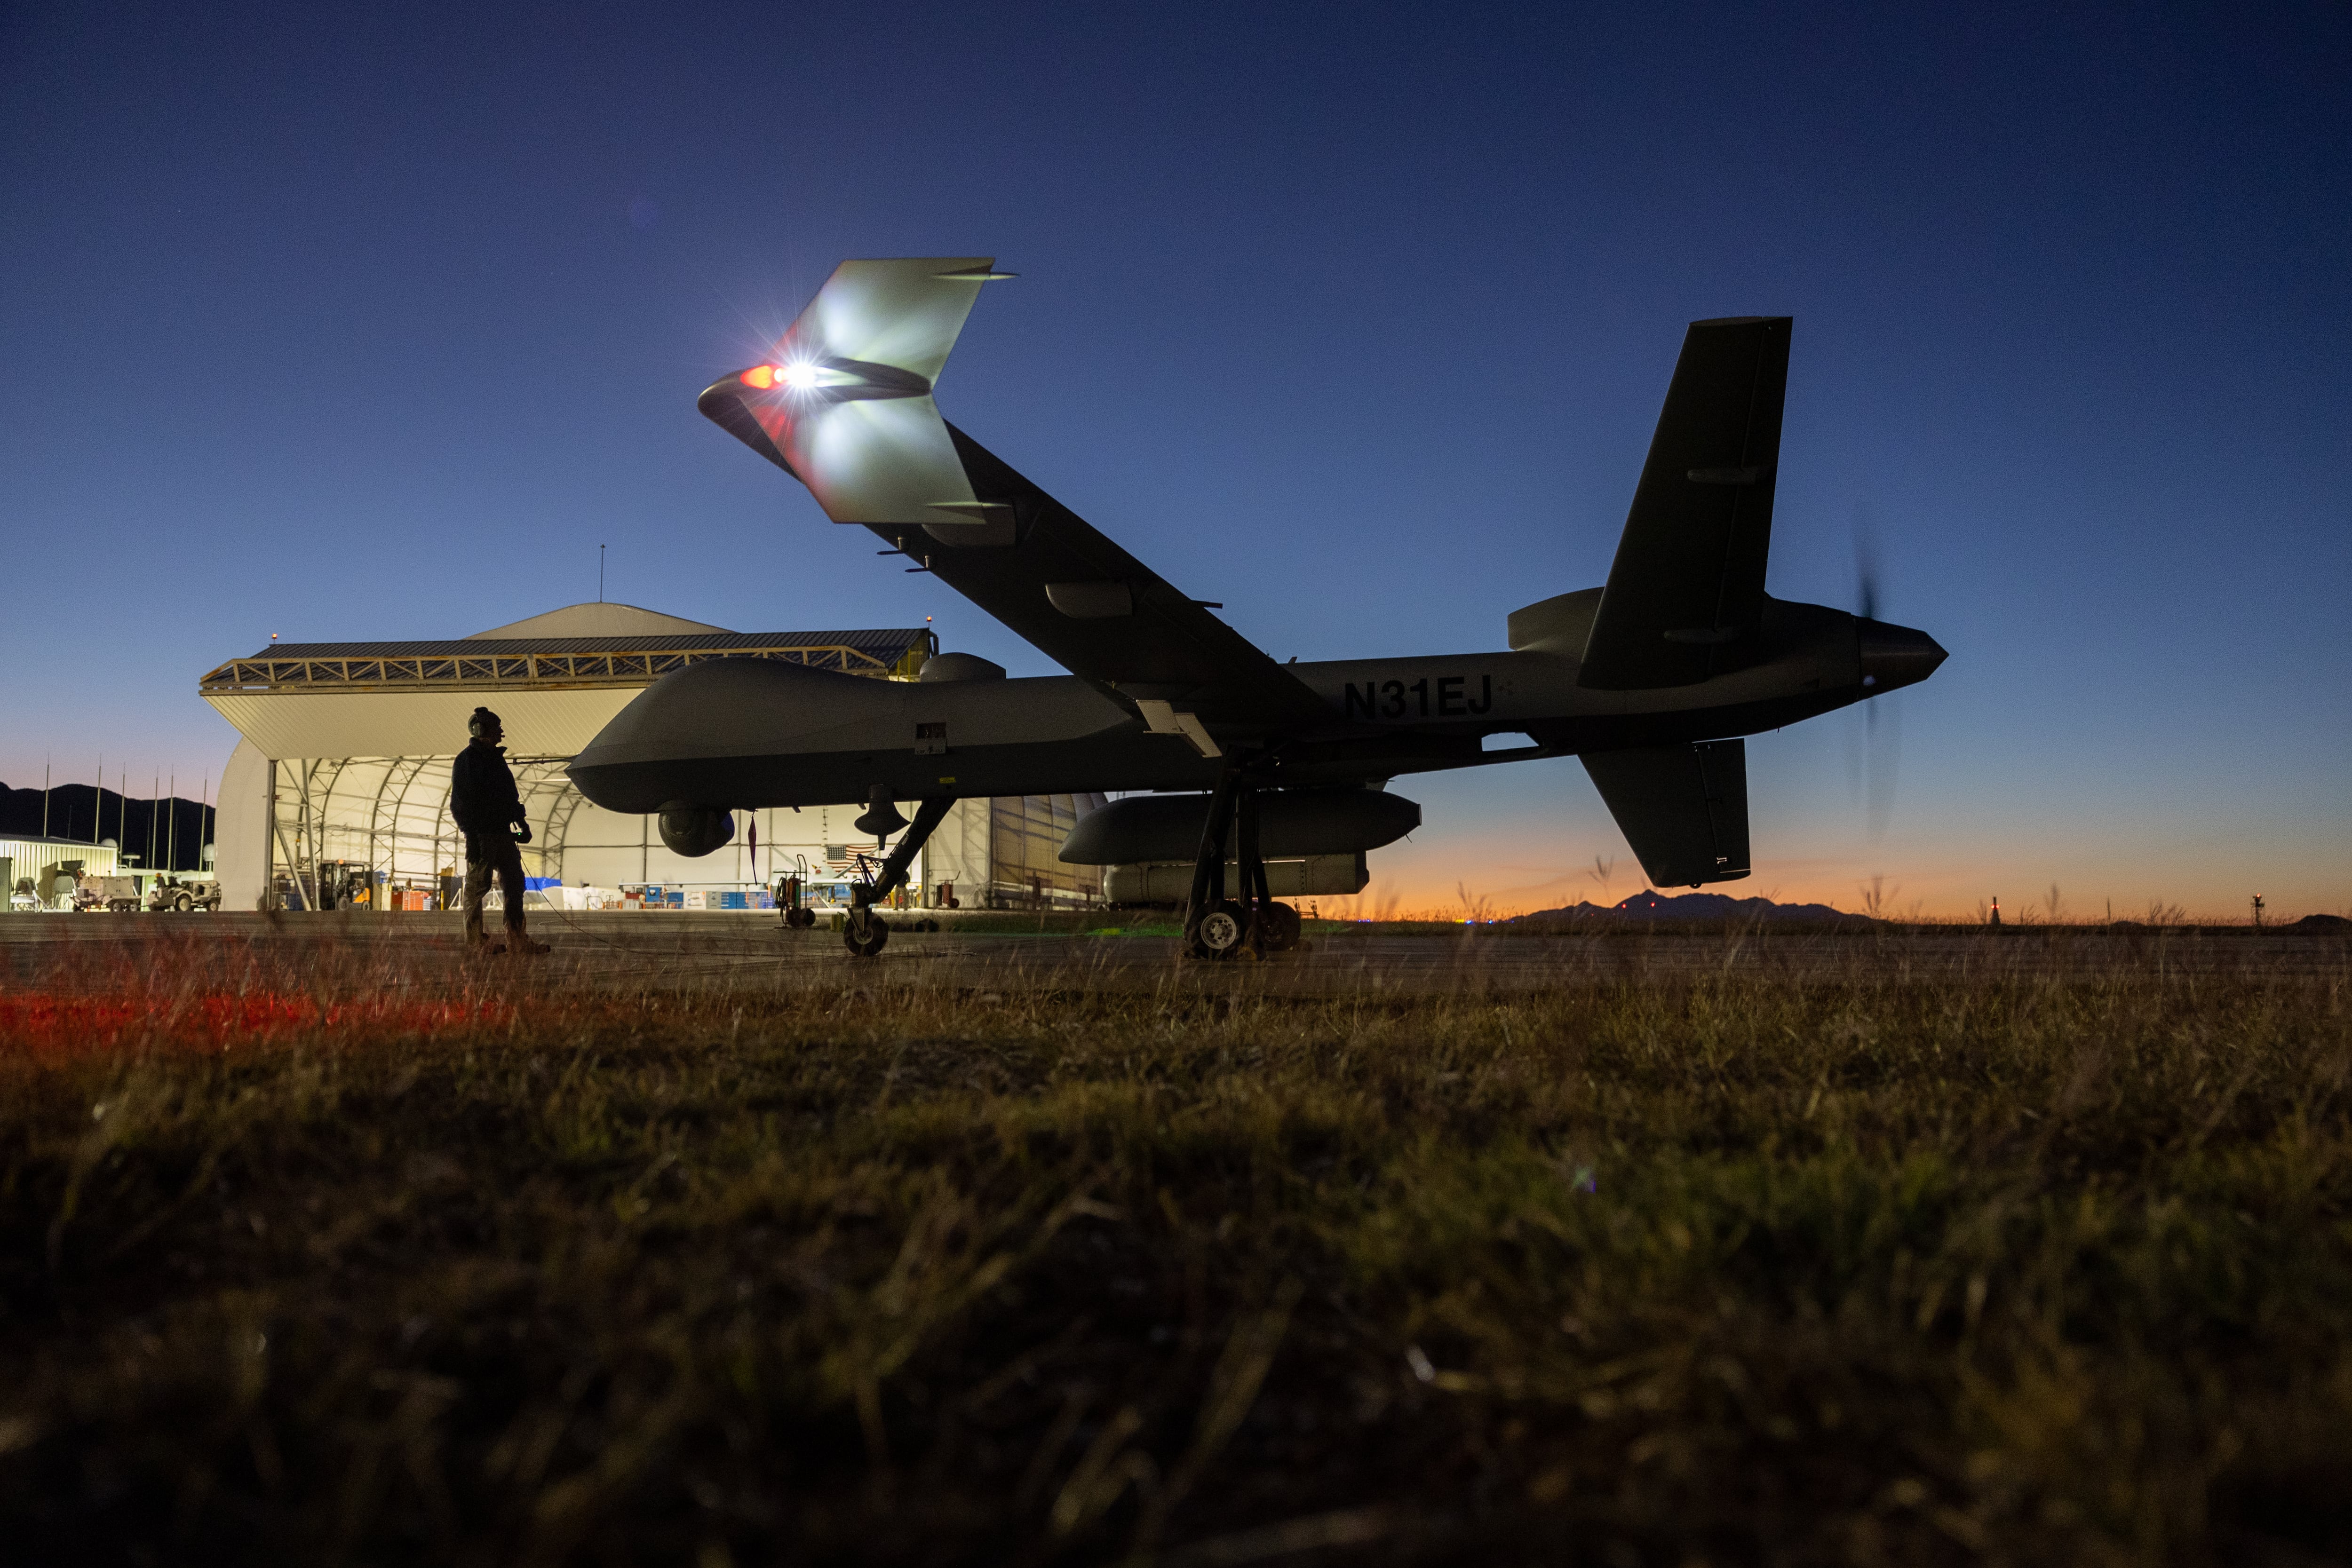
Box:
(2, 930), (2348, 1565)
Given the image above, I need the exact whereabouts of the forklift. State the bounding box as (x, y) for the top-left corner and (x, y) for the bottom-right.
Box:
(315, 861), (379, 910)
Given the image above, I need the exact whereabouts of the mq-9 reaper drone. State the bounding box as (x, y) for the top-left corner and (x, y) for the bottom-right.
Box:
(567, 258), (1946, 958)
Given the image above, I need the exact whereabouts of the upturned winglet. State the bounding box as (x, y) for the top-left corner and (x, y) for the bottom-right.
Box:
(697, 256), (1006, 526)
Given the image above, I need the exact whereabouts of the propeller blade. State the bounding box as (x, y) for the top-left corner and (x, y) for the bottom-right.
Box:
(1853, 504), (1881, 624)
(1865, 694), (1902, 842)
(1850, 501), (1899, 839)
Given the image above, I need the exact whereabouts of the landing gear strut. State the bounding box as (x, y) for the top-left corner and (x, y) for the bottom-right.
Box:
(840, 796), (955, 958)
(1181, 768), (1301, 961)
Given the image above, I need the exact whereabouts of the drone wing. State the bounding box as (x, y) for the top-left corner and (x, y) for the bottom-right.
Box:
(1583, 740), (1752, 887)
(698, 257), (1324, 740)
(1579, 317), (1792, 690)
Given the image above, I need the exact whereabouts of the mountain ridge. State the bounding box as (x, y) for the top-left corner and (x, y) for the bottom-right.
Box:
(1506, 888), (1877, 928)
(0, 782), (215, 872)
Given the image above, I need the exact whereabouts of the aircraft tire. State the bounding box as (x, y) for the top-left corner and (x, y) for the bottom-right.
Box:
(843, 909), (890, 958)
(1187, 901), (1248, 961)
(1259, 902), (1303, 952)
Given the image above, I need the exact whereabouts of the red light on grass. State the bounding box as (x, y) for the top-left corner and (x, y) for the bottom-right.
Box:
(739, 364), (776, 389)
(0, 991), (517, 1059)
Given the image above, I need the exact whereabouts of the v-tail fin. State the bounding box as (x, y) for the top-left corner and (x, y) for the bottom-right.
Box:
(1582, 739), (1752, 888)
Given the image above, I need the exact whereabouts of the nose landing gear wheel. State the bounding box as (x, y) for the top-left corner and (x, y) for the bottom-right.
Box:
(1186, 900), (1248, 961)
(843, 907), (890, 957)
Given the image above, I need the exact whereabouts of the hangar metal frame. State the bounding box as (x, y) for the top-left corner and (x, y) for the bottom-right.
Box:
(204, 615), (1107, 913)
(202, 632), (931, 695)
(266, 753), (591, 910)
(209, 626), (939, 910)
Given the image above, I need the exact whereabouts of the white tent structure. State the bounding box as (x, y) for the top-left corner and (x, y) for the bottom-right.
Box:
(203, 604), (1104, 913)
(1, 836), (123, 909)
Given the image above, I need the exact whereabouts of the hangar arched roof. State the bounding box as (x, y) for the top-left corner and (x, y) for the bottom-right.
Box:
(199, 606), (932, 760)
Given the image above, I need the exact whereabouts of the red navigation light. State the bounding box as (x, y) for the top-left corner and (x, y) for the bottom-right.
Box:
(739, 364), (776, 389)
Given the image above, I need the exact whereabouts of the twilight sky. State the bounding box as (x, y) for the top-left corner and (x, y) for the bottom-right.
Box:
(2, 0), (2345, 917)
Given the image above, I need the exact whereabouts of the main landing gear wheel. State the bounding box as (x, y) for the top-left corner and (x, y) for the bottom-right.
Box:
(1260, 902), (1303, 952)
(843, 907), (890, 957)
(1187, 900), (1249, 961)
(784, 906), (817, 929)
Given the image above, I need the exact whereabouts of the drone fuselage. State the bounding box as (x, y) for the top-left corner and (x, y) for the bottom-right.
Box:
(565, 594), (1936, 816)
(631, 267), (1954, 900)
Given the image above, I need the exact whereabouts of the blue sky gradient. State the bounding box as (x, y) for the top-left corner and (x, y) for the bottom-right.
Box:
(3, 1), (2345, 915)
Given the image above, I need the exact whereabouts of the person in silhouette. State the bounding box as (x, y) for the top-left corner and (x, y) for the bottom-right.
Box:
(449, 706), (548, 954)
